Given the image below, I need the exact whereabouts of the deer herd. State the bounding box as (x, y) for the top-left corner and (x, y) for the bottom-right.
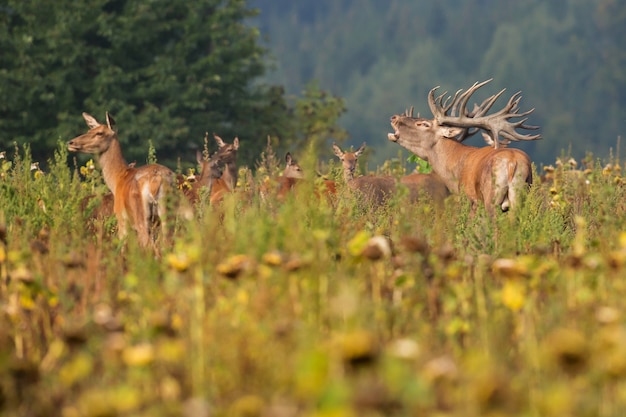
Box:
(67, 79), (541, 251)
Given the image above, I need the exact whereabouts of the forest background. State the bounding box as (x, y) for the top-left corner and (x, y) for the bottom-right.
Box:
(1, 0), (624, 170)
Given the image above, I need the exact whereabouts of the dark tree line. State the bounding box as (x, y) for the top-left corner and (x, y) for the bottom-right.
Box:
(0, 0), (347, 169)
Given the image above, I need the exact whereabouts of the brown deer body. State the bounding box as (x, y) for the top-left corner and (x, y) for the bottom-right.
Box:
(388, 80), (540, 215)
(68, 112), (174, 247)
(276, 152), (305, 200)
(332, 143), (397, 207)
(181, 134), (239, 205)
(400, 172), (450, 205)
(264, 152), (337, 203)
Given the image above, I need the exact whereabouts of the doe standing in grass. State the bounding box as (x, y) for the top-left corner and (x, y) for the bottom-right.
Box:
(68, 112), (174, 249)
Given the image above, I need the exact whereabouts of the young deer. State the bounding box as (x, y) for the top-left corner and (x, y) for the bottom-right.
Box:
(273, 152), (337, 202)
(181, 134), (239, 205)
(68, 112), (174, 248)
(276, 152), (304, 199)
(212, 133), (239, 192)
(332, 143), (397, 207)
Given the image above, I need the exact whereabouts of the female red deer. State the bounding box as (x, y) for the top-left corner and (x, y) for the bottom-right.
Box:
(279, 153), (338, 199)
(182, 134), (239, 205)
(68, 112), (174, 248)
(388, 79), (540, 215)
(332, 142), (397, 207)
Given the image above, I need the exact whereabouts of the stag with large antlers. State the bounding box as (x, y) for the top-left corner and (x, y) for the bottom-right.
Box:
(388, 80), (541, 215)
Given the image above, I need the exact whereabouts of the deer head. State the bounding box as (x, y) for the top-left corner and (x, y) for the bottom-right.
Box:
(283, 153), (304, 179)
(68, 112), (118, 155)
(332, 142), (366, 182)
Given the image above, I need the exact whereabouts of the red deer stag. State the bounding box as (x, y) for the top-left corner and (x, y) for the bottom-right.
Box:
(332, 143), (397, 207)
(388, 79), (541, 215)
(68, 112), (174, 248)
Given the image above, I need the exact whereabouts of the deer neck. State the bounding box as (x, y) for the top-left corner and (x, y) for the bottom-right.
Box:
(428, 139), (476, 192)
(97, 138), (130, 195)
(342, 169), (355, 183)
(222, 163), (238, 191)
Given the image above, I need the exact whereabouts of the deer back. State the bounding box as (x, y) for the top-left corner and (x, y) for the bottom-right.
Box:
(400, 172), (450, 205)
(348, 175), (397, 206)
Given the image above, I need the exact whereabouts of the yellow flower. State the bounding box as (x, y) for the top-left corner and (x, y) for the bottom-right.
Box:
(122, 343), (155, 366)
(261, 250), (283, 266)
(217, 254), (252, 279)
(501, 280), (526, 312)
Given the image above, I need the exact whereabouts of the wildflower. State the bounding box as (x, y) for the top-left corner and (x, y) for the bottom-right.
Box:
(261, 250), (284, 266)
(542, 328), (589, 375)
(491, 258), (528, 279)
(362, 236), (392, 260)
(387, 338), (420, 360)
(596, 306), (621, 325)
(122, 343), (155, 366)
(334, 330), (379, 368)
(217, 254), (252, 279)
(501, 280), (526, 312)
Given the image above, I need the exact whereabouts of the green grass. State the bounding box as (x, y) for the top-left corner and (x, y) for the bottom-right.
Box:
(2, 145), (626, 416)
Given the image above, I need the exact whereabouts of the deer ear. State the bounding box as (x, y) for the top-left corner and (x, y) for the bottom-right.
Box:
(285, 152), (292, 165)
(105, 112), (117, 131)
(213, 133), (225, 148)
(82, 113), (100, 129)
(233, 137), (239, 150)
(441, 127), (464, 138)
(354, 142), (366, 157)
(332, 143), (343, 158)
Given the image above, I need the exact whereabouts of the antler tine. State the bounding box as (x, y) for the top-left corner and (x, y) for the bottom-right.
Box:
(452, 79), (493, 121)
(471, 89), (506, 118)
(431, 79), (541, 147)
(409, 106), (414, 117)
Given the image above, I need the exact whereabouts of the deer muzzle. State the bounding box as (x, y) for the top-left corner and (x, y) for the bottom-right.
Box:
(67, 140), (81, 152)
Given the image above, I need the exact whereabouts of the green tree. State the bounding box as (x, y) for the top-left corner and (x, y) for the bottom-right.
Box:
(0, 0), (290, 167)
(290, 81), (348, 158)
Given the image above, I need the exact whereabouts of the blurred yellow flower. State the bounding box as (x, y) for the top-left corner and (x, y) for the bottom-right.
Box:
(122, 343), (155, 366)
(501, 280), (526, 312)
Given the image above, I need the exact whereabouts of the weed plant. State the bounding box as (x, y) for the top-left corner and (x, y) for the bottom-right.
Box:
(1, 144), (626, 416)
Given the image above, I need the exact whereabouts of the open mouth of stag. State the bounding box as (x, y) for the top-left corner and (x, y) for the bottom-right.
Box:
(388, 118), (401, 142)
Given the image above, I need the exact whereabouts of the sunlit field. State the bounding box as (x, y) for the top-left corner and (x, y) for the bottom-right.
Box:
(2, 142), (626, 417)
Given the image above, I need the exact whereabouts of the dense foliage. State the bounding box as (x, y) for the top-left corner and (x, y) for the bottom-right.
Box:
(0, 0), (299, 167)
(253, 0), (626, 166)
(2, 143), (626, 415)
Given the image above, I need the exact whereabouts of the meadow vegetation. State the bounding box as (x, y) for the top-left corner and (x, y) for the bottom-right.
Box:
(2, 142), (626, 416)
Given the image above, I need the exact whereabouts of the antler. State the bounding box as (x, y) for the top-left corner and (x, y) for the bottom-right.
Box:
(428, 79), (541, 148)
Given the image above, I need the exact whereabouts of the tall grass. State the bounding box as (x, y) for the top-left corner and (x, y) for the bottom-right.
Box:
(1, 143), (626, 416)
